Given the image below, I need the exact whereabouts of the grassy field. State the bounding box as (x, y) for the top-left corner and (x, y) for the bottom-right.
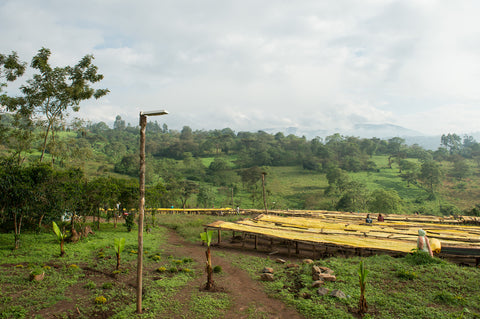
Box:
(1, 215), (479, 319)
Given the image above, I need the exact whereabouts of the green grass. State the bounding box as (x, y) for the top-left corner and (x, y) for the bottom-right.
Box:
(1, 217), (480, 318)
(227, 252), (480, 319)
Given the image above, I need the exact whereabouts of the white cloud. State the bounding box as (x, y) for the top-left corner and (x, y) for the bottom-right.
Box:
(2, 0), (480, 136)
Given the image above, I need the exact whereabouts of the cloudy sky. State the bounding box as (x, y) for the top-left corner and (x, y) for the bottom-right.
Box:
(1, 0), (480, 136)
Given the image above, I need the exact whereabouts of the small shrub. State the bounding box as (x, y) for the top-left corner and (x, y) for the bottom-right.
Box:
(124, 214), (134, 232)
(15, 264), (24, 268)
(84, 281), (96, 289)
(95, 296), (107, 304)
(434, 291), (465, 305)
(182, 268), (192, 273)
(169, 267), (178, 273)
(102, 282), (113, 290)
(174, 259), (183, 265)
(404, 250), (442, 265)
(112, 270), (121, 275)
(156, 267), (167, 273)
(42, 265), (51, 270)
(396, 269), (418, 280)
(183, 257), (194, 263)
(213, 265), (222, 273)
(151, 255), (161, 261)
(130, 250), (137, 254)
(68, 264), (80, 272)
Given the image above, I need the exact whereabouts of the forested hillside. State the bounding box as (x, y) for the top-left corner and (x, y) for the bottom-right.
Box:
(2, 112), (480, 223)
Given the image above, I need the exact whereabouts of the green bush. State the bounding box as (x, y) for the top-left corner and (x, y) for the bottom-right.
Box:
(396, 269), (418, 280)
(213, 265), (222, 273)
(404, 250), (442, 265)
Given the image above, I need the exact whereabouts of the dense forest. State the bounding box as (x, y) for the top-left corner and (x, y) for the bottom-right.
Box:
(2, 48), (480, 242)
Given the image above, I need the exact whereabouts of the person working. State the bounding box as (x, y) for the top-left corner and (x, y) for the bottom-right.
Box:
(417, 229), (433, 257)
(377, 214), (384, 222)
(365, 214), (372, 224)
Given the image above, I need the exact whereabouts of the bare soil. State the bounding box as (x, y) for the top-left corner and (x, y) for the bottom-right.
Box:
(161, 228), (305, 319)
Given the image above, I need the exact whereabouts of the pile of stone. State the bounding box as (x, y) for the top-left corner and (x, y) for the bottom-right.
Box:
(260, 258), (347, 299)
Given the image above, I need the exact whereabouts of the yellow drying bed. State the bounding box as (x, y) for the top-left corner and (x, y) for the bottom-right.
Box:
(251, 215), (480, 247)
(207, 220), (417, 253)
(206, 214), (480, 254)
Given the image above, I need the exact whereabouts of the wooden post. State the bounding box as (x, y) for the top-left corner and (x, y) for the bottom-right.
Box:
(261, 172), (268, 214)
(287, 241), (291, 257)
(242, 232), (246, 249)
(295, 242), (299, 255)
(254, 235), (258, 250)
(312, 244), (316, 260)
(218, 229), (221, 244)
(137, 114), (147, 314)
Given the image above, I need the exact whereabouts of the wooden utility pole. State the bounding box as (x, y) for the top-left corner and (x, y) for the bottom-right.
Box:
(262, 172), (267, 214)
(137, 113), (147, 314)
(137, 110), (168, 314)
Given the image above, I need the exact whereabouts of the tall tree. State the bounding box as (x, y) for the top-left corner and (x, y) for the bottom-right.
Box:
(2, 48), (109, 162)
(441, 133), (462, 155)
(0, 51), (26, 92)
(419, 160), (442, 194)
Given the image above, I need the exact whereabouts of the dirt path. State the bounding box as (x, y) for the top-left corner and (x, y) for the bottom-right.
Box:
(162, 228), (305, 319)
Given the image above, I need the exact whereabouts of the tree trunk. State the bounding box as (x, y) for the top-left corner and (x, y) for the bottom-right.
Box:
(60, 239), (65, 257)
(13, 211), (22, 250)
(116, 253), (121, 270)
(205, 247), (214, 290)
(38, 213), (45, 228)
(358, 292), (368, 315)
(40, 123), (52, 163)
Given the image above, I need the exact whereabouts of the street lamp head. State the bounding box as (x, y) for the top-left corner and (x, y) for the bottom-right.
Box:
(140, 110), (168, 116)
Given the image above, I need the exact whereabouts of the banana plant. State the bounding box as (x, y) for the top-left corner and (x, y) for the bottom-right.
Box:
(200, 230), (215, 290)
(52, 221), (67, 257)
(114, 237), (126, 270)
(358, 260), (369, 315)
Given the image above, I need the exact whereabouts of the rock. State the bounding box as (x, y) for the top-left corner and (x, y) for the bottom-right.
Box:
(317, 287), (329, 296)
(262, 267), (274, 274)
(319, 266), (334, 275)
(275, 258), (286, 264)
(302, 259), (314, 264)
(312, 265), (322, 274)
(286, 263), (299, 268)
(301, 292), (312, 299)
(316, 273), (336, 282)
(30, 272), (45, 282)
(260, 273), (275, 281)
(330, 289), (347, 299)
(312, 280), (324, 288)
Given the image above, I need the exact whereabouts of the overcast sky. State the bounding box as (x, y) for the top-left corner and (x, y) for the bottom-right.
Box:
(1, 0), (480, 136)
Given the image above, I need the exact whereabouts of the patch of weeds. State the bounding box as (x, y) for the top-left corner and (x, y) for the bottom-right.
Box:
(183, 257), (194, 263)
(156, 266), (167, 273)
(213, 265), (222, 273)
(173, 259), (183, 265)
(102, 282), (113, 290)
(1, 305), (28, 318)
(169, 267), (178, 273)
(189, 291), (231, 319)
(84, 281), (96, 289)
(404, 250), (443, 265)
(151, 255), (162, 261)
(396, 269), (418, 280)
(244, 303), (269, 319)
(434, 291), (465, 306)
